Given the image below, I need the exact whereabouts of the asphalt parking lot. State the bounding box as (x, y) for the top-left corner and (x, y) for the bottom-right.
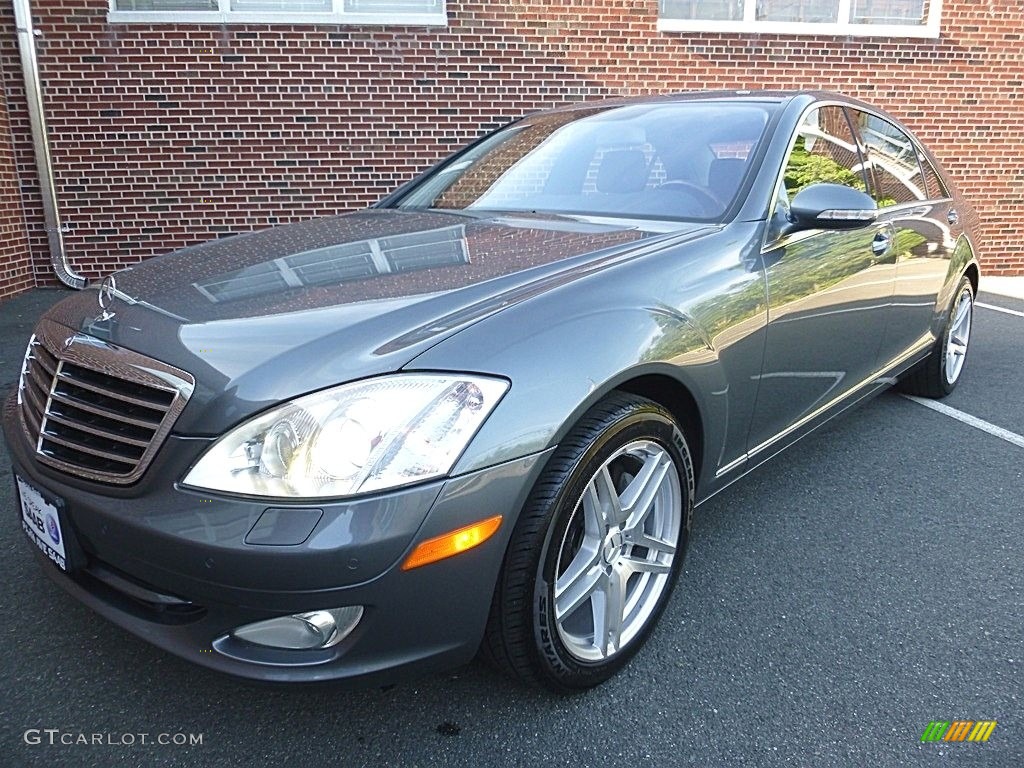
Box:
(1, 287), (1021, 767)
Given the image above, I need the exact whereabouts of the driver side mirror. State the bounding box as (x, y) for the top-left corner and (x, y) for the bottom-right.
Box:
(783, 182), (878, 236)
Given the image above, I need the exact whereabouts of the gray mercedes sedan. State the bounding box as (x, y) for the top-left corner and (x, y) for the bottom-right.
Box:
(5, 91), (978, 691)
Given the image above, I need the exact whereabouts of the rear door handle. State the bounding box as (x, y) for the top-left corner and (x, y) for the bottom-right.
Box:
(947, 208), (959, 226)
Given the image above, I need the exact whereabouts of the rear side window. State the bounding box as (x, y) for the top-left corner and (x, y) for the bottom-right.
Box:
(916, 149), (950, 200)
(848, 110), (927, 207)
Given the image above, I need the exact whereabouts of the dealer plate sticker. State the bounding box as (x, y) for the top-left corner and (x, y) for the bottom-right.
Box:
(17, 476), (67, 571)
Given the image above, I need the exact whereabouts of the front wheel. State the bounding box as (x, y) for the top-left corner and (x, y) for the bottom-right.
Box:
(481, 393), (694, 691)
(899, 275), (974, 398)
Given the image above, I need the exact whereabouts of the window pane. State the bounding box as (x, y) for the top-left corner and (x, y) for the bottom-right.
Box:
(784, 106), (868, 201)
(757, 0), (839, 22)
(343, 0), (442, 12)
(115, 0), (217, 9)
(396, 102), (773, 222)
(849, 111), (926, 206)
(850, 0), (928, 25)
(659, 0), (745, 20)
(232, 0), (331, 9)
(917, 151), (949, 200)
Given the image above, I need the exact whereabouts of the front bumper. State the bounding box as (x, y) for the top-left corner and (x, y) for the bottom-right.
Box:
(4, 394), (550, 684)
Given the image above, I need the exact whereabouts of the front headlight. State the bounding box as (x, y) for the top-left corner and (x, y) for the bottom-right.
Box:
(182, 374), (508, 499)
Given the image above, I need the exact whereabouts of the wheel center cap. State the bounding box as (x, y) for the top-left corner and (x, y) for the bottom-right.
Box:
(602, 530), (624, 565)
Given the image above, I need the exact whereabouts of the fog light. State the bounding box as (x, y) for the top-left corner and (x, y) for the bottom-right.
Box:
(231, 606), (363, 650)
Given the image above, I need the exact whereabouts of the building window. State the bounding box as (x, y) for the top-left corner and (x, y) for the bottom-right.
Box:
(659, 0), (941, 37)
(109, 0), (446, 25)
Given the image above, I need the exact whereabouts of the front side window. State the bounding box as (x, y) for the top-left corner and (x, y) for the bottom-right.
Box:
(659, 0), (939, 36)
(392, 102), (774, 223)
(768, 106), (868, 237)
(110, 0), (446, 24)
(848, 110), (927, 207)
(783, 106), (869, 199)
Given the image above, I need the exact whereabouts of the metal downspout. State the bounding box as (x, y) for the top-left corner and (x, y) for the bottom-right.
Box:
(12, 0), (87, 289)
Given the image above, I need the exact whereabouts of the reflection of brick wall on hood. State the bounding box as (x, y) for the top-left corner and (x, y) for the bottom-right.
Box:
(110, 210), (646, 322)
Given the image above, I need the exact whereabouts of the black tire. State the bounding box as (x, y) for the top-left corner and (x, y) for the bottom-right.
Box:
(481, 393), (694, 692)
(899, 275), (974, 398)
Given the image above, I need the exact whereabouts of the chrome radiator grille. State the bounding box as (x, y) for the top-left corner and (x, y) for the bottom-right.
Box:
(18, 319), (194, 484)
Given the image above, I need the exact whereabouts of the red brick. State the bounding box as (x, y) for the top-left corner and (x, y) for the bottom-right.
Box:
(0, 0), (1021, 302)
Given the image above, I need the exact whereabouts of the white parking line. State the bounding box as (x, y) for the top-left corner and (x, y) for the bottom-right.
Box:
(977, 301), (1024, 318)
(902, 395), (1024, 450)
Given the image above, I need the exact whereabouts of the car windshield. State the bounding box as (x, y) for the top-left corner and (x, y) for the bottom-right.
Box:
(392, 101), (774, 223)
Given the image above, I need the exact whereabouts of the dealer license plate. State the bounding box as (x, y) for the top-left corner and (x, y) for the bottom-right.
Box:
(17, 475), (68, 572)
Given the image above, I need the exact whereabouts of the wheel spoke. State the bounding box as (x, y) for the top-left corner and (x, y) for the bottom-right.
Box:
(591, 566), (626, 657)
(581, 482), (606, 537)
(583, 465), (621, 532)
(953, 297), (971, 328)
(943, 292), (972, 386)
(620, 451), (671, 532)
(630, 531), (676, 557)
(950, 296), (972, 346)
(554, 551), (602, 621)
(620, 551), (672, 576)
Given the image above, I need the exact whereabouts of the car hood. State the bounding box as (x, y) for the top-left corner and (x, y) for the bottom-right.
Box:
(44, 209), (713, 434)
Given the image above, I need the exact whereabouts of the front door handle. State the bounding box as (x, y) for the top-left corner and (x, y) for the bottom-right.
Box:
(871, 229), (892, 256)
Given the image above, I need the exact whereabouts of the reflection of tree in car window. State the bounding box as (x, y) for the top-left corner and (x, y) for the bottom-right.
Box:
(784, 107), (867, 199)
(782, 107), (864, 199)
(785, 135), (867, 197)
(768, 107), (868, 242)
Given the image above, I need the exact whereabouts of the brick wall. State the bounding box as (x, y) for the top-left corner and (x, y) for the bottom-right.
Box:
(0, 0), (1020, 300)
(0, 14), (32, 299)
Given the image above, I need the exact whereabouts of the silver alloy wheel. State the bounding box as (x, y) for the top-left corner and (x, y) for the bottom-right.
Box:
(553, 439), (682, 662)
(944, 287), (973, 385)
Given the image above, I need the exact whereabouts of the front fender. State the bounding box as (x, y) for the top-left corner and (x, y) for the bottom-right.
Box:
(406, 302), (729, 484)
(405, 222), (769, 497)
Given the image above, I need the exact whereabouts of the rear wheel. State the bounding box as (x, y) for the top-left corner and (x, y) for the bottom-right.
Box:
(482, 393), (694, 691)
(899, 275), (974, 398)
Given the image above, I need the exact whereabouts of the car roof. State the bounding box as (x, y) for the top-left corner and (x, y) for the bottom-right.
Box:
(526, 89), (878, 118)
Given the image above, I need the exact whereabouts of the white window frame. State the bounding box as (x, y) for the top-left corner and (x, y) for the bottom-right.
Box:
(108, 0), (447, 26)
(658, 0), (942, 38)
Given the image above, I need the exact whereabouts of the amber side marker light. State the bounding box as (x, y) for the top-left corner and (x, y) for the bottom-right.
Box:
(402, 515), (503, 570)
